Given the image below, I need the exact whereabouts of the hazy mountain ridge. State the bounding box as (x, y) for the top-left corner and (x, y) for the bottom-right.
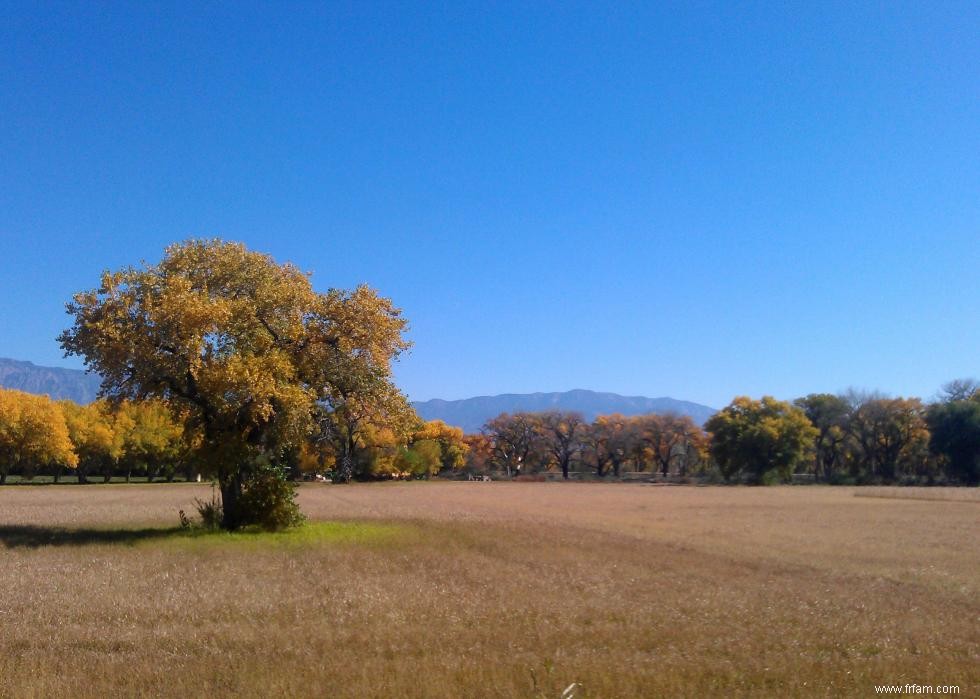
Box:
(0, 358), (102, 404)
(0, 359), (716, 430)
(413, 389), (717, 433)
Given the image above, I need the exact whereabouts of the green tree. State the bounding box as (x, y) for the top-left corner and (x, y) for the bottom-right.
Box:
(396, 439), (443, 478)
(927, 396), (980, 485)
(794, 394), (851, 482)
(706, 396), (817, 484)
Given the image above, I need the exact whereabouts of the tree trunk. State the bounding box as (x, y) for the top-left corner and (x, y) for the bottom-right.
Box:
(0, 471), (7, 485)
(220, 474), (244, 529)
(340, 451), (354, 484)
(344, 436), (357, 483)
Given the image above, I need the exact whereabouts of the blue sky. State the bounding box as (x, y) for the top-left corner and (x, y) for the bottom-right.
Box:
(1, 1), (978, 408)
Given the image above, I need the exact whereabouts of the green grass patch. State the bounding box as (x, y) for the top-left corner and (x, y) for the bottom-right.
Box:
(176, 520), (415, 550)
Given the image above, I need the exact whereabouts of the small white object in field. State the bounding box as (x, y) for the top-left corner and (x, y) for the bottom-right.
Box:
(561, 682), (581, 698)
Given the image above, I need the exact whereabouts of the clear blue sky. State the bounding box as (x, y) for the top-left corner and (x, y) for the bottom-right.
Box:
(1, 1), (978, 408)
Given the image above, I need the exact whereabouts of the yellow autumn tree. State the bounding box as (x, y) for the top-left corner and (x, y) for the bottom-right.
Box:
(59, 400), (121, 483)
(412, 420), (469, 472)
(59, 239), (410, 527)
(0, 388), (77, 483)
(118, 399), (185, 482)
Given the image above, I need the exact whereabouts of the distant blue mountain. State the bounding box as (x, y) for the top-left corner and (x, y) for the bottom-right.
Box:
(0, 359), (718, 429)
(412, 389), (717, 433)
(0, 358), (102, 404)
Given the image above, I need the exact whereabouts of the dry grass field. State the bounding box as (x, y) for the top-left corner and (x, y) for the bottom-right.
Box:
(0, 483), (977, 698)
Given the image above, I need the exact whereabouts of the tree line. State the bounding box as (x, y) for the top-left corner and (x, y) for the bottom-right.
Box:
(6, 383), (976, 488)
(0, 386), (470, 485)
(466, 411), (706, 479)
(468, 382), (980, 486)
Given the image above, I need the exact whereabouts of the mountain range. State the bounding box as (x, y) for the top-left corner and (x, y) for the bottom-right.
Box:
(0, 358), (717, 431)
(412, 389), (716, 432)
(0, 358), (103, 405)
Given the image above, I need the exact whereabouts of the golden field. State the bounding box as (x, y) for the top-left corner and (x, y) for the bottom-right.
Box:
(0, 483), (977, 698)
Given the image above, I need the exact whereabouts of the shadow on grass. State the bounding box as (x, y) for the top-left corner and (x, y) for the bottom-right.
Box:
(0, 524), (187, 549)
(0, 520), (412, 549)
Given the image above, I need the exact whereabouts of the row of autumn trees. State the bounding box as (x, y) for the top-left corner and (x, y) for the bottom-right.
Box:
(8, 382), (976, 488)
(0, 387), (470, 485)
(714, 387), (980, 486)
(468, 411), (706, 479)
(469, 382), (980, 486)
(0, 390), (178, 484)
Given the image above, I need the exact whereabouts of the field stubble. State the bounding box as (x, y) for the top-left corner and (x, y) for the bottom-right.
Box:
(0, 483), (976, 698)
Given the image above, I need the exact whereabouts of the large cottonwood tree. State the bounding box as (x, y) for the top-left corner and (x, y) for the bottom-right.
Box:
(534, 411), (586, 480)
(59, 239), (410, 527)
(483, 412), (540, 477)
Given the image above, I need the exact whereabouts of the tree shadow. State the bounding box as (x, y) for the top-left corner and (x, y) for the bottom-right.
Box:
(0, 524), (187, 549)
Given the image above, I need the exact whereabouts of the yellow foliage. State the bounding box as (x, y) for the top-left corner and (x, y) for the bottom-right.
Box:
(0, 388), (77, 480)
(58, 239), (412, 494)
(412, 419), (469, 471)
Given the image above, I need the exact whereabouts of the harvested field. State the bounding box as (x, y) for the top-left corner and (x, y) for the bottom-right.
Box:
(852, 486), (980, 503)
(0, 483), (977, 698)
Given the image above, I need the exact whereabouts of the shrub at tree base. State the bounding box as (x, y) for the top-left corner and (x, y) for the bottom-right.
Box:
(189, 470), (302, 531)
(235, 466), (305, 531)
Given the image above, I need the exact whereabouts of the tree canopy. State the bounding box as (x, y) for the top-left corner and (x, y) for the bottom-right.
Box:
(0, 388), (77, 483)
(705, 396), (817, 484)
(59, 239), (411, 527)
(927, 393), (980, 485)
